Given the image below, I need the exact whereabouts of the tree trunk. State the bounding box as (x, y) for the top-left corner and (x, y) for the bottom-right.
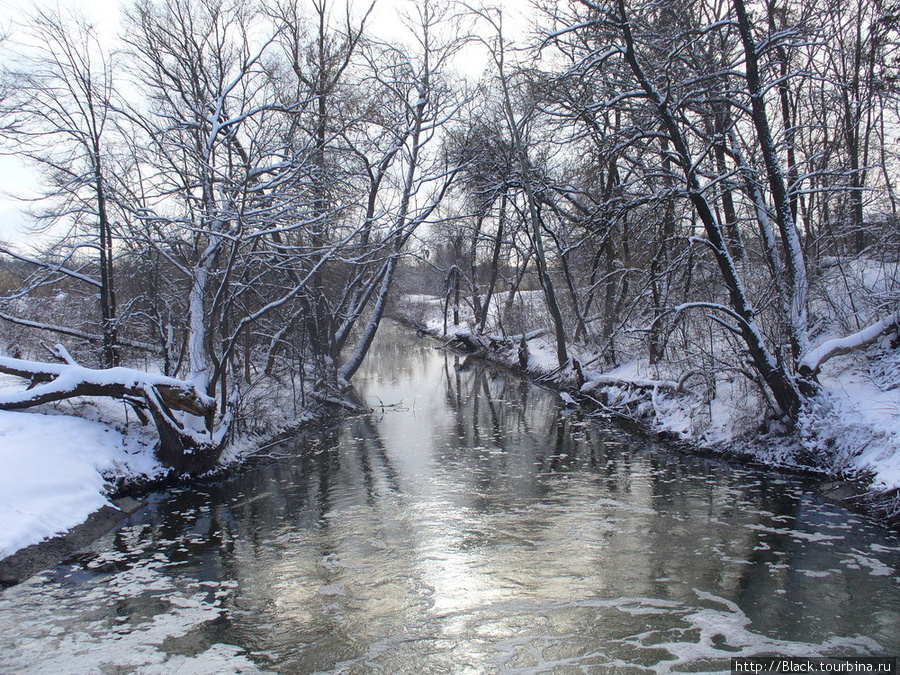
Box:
(618, 0), (803, 416)
(0, 355), (221, 474)
(476, 192), (506, 335)
(491, 14), (569, 369)
(733, 0), (810, 364)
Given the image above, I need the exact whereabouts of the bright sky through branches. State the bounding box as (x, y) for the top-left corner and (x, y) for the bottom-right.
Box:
(0, 0), (529, 245)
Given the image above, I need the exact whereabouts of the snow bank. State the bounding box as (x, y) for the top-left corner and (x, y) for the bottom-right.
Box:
(395, 293), (900, 516)
(0, 408), (162, 560)
(0, 356), (336, 562)
(800, 351), (900, 490)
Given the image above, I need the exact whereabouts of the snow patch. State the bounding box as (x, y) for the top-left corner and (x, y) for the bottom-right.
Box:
(0, 409), (162, 559)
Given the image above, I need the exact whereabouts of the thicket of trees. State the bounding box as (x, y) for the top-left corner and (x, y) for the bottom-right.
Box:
(430, 0), (899, 425)
(0, 0), (464, 465)
(0, 0), (898, 467)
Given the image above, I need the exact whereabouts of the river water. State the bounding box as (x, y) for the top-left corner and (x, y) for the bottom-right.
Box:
(1, 323), (899, 674)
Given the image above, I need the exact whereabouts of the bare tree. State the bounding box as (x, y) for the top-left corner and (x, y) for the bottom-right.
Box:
(121, 0), (291, 414)
(0, 7), (122, 366)
(529, 0), (900, 417)
(339, 0), (467, 380)
(468, 5), (571, 369)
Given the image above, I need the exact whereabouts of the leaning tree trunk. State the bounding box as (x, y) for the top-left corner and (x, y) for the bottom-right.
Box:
(477, 192), (507, 335)
(618, 0), (803, 417)
(0, 349), (221, 474)
(733, 0), (810, 365)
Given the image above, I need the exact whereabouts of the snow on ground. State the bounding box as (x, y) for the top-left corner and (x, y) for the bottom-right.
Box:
(1, 285), (897, 563)
(0, 406), (162, 560)
(800, 350), (900, 489)
(0, 369), (321, 562)
(400, 293), (900, 512)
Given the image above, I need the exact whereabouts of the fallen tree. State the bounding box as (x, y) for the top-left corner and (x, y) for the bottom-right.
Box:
(799, 311), (900, 379)
(0, 345), (222, 474)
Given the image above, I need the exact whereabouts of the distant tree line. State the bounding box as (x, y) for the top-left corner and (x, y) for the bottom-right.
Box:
(0, 0), (898, 448)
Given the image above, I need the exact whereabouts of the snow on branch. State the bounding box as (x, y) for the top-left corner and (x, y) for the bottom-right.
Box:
(799, 311), (900, 376)
(0, 245), (101, 289)
(0, 349), (222, 473)
(669, 301), (752, 331)
(0, 310), (157, 352)
(0, 354), (208, 410)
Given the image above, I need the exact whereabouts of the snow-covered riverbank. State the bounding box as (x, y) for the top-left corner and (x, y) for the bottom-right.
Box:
(397, 296), (900, 523)
(2, 308), (897, 570)
(0, 407), (161, 560)
(0, 390), (313, 564)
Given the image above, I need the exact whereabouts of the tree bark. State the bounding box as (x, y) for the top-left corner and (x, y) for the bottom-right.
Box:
(0, 355), (221, 474)
(733, 0), (811, 363)
(618, 0), (803, 416)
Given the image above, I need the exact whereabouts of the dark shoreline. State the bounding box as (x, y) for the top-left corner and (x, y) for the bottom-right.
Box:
(0, 405), (349, 588)
(401, 318), (900, 532)
(0, 497), (144, 588)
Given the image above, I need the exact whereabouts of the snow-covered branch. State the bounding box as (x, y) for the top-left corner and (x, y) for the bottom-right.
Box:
(0, 310), (156, 352)
(0, 246), (101, 289)
(0, 351), (221, 473)
(799, 312), (900, 376)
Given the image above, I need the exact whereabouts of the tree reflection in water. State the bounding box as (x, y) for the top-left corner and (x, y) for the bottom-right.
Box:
(0, 322), (898, 674)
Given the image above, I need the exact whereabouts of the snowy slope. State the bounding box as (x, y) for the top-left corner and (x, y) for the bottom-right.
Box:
(0, 408), (162, 560)
(799, 350), (900, 490)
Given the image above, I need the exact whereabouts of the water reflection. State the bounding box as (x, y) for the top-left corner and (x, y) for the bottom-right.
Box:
(0, 322), (898, 673)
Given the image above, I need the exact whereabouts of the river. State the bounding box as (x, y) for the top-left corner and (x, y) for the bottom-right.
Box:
(1, 322), (898, 673)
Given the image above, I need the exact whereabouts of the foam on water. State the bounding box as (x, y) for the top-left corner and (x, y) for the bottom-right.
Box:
(0, 550), (270, 674)
(1, 325), (899, 673)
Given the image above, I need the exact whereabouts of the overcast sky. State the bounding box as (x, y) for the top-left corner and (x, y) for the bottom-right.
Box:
(0, 0), (531, 246)
(0, 0), (127, 243)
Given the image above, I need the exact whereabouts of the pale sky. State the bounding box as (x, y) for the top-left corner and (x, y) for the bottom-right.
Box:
(0, 0), (530, 246)
(0, 0), (131, 244)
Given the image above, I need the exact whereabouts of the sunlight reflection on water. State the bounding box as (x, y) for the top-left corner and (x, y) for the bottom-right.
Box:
(1, 322), (899, 674)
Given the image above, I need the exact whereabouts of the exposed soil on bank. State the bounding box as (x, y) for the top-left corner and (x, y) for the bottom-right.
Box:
(0, 497), (144, 588)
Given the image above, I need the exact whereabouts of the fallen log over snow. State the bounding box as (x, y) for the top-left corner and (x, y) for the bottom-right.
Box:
(799, 310), (900, 378)
(444, 329), (549, 355)
(581, 374), (684, 396)
(0, 346), (222, 474)
(444, 332), (488, 353)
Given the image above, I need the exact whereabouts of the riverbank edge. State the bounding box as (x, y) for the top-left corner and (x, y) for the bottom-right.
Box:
(0, 403), (353, 587)
(398, 318), (900, 531)
(2, 319), (894, 588)
(0, 497), (145, 588)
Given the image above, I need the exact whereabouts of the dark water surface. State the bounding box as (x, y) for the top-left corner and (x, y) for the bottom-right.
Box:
(1, 323), (899, 674)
